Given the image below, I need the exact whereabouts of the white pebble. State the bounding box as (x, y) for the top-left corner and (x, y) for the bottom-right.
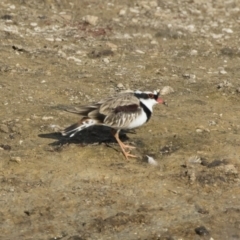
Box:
(188, 155), (201, 164)
(49, 124), (62, 131)
(10, 156), (21, 163)
(42, 116), (54, 120)
(129, 8), (140, 13)
(9, 5), (16, 10)
(67, 56), (82, 64)
(146, 155), (158, 166)
(117, 83), (124, 89)
(119, 9), (126, 16)
(45, 37), (54, 42)
(55, 38), (62, 42)
(103, 58), (110, 64)
(196, 126), (210, 133)
(208, 120), (217, 126)
(30, 22), (38, 27)
(211, 33), (223, 39)
(83, 15), (98, 26)
(106, 42), (118, 51)
(190, 49), (198, 56)
(186, 24), (195, 32)
(160, 86), (174, 95)
(150, 40), (158, 45)
(222, 28), (233, 34)
(135, 50), (145, 54)
(58, 50), (67, 58)
(219, 69), (227, 74)
(149, 1), (158, 7)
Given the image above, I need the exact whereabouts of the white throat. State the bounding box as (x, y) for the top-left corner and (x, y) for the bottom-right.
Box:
(139, 98), (156, 112)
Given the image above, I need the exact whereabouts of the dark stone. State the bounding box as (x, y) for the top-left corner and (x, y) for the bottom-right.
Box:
(67, 236), (84, 240)
(195, 226), (209, 236)
(0, 144), (11, 150)
(1, 14), (12, 20)
(207, 159), (226, 168)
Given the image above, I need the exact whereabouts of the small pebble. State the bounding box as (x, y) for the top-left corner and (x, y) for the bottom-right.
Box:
(188, 155), (201, 164)
(103, 58), (110, 64)
(222, 28), (233, 34)
(45, 37), (54, 42)
(146, 155), (158, 166)
(119, 9), (126, 16)
(58, 50), (67, 58)
(217, 80), (233, 89)
(10, 156), (21, 163)
(55, 38), (62, 42)
(129, 7), (139, 14)
(149, 1), (158, 7)
(195, 226), (209, 236)
(135, 49), (145, 54)
(67, 56), (82, 64)
(190, 49), (198, 56)
(219, 69), (227, 75)
(30, 22), (38, 27)
(220, 164), (238, 174)
(48, 124), (62, 132)
(0, 144), (11, 150)
(117, 83), (124, 89)
(209, 120), (217, 126)
(150, 40), (158, 45)
(160, 86), (174, 95)
(9, 5), (16, 10)
(196, 126), (210, 133)
(106, 42), (118, 51)
(0, 124), (9, 133)
(42, 116), (54, 120)
(211, 33), (223, 39)
(83, 15), (98, 26)
(60, 14), (72, 21)
(182, 73), (196, 79)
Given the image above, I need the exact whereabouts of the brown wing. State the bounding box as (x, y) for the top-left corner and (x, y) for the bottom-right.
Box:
(100, 93), (142, 128)
(62, 92), (141, 127)
(63, 103), (100, 116)
(63, 92), (138, 115)
(99, 92), (140, 115)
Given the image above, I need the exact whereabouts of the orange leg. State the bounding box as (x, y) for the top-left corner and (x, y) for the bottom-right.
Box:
(112, 129), (137, 159)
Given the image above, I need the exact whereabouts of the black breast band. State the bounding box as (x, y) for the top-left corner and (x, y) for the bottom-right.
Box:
(140, 102), (152, 122)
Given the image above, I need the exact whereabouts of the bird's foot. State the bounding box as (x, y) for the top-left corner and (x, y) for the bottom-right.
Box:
(121, 143), (136, 150)
(123, 151), (137, 159)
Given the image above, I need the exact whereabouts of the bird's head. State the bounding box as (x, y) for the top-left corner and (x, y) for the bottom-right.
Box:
(134, 89), (166, 111)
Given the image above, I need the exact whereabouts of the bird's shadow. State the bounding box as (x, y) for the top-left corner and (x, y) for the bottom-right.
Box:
(38, 126), (136, 151)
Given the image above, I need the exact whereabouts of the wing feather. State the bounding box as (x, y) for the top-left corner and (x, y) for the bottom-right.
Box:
(63, 92), (142, 128)
(100, 93), (142, 128)
(99, 93), (140, 115)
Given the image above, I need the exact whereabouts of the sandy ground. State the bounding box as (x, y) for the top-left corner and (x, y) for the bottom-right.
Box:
(1, 0), (240, 239)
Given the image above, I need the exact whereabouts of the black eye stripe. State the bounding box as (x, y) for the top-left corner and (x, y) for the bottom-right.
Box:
(134, 93), (149, 99)
(134, 92), (158, 100)
(153, 94), (158, 100)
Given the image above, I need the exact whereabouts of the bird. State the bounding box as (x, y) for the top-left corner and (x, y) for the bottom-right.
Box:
(61, 90), (165, 159)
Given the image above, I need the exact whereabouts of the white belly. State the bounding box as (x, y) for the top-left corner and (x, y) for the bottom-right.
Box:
(127, 110), (147, 129)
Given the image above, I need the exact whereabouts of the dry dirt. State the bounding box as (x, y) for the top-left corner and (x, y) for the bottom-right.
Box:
(1, 0), (240, 239)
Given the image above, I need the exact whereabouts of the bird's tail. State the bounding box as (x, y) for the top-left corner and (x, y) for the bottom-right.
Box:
(61, 118), (97, 137)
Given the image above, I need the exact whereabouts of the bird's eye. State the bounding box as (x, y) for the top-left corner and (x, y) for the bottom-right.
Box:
(148, 93), (154, 98)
